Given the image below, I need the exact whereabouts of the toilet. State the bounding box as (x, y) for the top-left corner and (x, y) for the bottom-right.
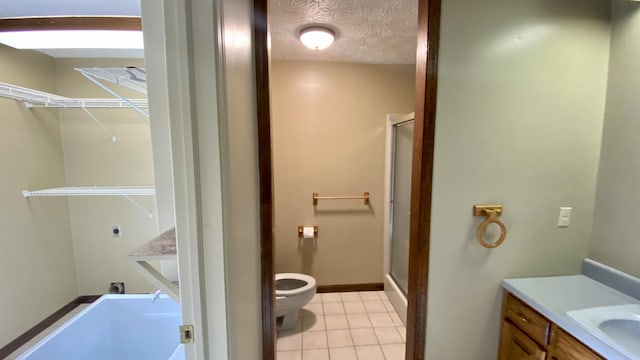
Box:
(275, 273), (317, 330)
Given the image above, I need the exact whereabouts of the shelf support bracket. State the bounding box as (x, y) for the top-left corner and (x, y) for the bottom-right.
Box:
(128, 260), (179, 303)
(81, 107), (117, 142)
(78, 71), (150, 124)
(122, 195), (154, 219)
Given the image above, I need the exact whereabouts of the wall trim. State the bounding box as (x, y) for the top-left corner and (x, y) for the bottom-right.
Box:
(0, 17), (141, 31)
(317, 283), (384, 293)
(0, 295), (100, 358)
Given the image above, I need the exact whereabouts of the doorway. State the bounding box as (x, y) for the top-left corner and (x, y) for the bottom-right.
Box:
(254, 0), (441, 358)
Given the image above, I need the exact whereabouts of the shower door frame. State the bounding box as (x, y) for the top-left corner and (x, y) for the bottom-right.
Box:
(383, 113), (415, 325)
(384, 113), (415, 279)
(253, 0), (441, 358)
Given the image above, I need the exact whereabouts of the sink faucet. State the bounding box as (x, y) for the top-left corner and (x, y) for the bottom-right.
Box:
(151, 289), (163, 303)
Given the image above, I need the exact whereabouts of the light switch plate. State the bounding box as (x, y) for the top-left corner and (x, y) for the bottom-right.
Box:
(558, 207), (572, 227)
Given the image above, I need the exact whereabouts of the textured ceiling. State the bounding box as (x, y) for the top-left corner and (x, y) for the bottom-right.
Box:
(269, 0), (418, 64)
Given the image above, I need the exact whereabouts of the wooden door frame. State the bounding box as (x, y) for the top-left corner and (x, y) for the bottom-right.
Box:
(252, 0), (441, 358)
(253, 0), (276, 356)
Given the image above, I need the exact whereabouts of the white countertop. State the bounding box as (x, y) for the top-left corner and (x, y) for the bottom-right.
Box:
(502, 275), (640, 360)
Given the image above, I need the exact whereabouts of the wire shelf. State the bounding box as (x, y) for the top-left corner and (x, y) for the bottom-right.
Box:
(75, 67), (147, 95)
(22, 186), (155, 197)
(0, 82), (148, 109)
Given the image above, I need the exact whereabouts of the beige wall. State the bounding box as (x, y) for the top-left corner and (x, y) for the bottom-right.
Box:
(54, 58), (158, 295)
(426, 1), (610, 358)
(271, 61), (415, 286)
(0, 45), (78, 346)
(590, 1), (640, 278)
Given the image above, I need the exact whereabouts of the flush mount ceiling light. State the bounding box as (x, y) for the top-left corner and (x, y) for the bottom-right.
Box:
(299, 26), (335, 50)
(0, 16), (143, 49)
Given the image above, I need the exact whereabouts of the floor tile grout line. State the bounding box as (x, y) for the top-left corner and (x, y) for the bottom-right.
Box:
(346, 317), (356, 350)
(278, 292), (405, 359)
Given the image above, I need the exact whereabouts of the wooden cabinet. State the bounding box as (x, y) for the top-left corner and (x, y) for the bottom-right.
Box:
(499, 321), (546, 360)
(504, 294), (550, 345)
(499, 292), (604, 360)
(548, 325), (604, 360)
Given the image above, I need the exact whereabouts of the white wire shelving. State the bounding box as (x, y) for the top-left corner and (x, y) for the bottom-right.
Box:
(0, 67), (149, 142)
(75, 67), (147, 95)
(23, 186), (156, 219)
(10, 69), (156, 217)
(74, 67), (149, 122)
(0, 82), (148, 109)
(13, 68), (165, 293)
(22, 186), (155, 197)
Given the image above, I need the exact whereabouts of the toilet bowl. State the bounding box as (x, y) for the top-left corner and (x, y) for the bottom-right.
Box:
(275, 273), (317, 330)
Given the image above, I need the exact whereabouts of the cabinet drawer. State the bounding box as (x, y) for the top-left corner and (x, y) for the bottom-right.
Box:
(504, 294), (550, 345)
(499, 321), (546, 360)
(550, 325), (604, 360)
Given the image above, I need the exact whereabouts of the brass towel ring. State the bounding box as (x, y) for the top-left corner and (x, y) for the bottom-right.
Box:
(473, 205), (507, 248)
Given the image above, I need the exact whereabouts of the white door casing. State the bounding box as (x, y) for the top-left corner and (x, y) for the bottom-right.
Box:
(141, 0), (262, 359)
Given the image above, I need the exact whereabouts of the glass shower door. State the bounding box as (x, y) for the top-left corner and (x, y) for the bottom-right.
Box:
(389, 120), (413, 295)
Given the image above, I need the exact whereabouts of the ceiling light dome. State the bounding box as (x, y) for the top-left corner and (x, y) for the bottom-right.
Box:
(299, 26), (335, 50)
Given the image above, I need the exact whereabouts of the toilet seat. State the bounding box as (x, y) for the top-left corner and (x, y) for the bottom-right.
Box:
(274, 273), (317, 330)
(275, 273), (316, 297)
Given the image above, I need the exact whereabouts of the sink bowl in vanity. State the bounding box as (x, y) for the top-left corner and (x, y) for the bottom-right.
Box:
(568, 304), (640, 360)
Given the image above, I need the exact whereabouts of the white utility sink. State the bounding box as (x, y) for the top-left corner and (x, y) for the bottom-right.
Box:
(567, 304), (640, 360)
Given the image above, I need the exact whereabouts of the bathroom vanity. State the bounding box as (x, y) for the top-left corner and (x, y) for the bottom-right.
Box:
(499, 291), (603, 359)
(500, 259), (640, 360)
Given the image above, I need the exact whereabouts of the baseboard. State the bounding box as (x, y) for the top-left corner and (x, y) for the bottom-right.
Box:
(316, 282), (384, 293)
(0, 295), (100, 359)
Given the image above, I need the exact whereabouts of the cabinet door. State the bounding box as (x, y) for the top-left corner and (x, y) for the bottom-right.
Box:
(504, 294), (550, 345)
(499, 321), (546, 360)
(549, 326), (604, 360)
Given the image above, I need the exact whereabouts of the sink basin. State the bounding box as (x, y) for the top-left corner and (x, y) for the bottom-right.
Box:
(568, 304), (640, 359)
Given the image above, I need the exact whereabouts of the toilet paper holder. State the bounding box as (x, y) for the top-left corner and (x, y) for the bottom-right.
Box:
(298, 225), (318, 238)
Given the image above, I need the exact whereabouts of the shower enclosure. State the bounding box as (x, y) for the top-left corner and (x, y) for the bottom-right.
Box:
(383, 112), (414, 325)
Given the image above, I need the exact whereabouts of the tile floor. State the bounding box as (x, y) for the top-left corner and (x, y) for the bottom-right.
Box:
(277, 291), (406, 360)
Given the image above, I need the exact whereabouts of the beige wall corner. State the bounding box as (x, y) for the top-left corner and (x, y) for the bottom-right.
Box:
(427, 1), (610, 358)
(0, 45), (77, 346)
(589, 1), (640, 278)
(271, 61), (415, 286)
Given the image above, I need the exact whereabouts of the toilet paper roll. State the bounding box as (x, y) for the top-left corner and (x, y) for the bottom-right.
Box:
(302, 226), (315, 239)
